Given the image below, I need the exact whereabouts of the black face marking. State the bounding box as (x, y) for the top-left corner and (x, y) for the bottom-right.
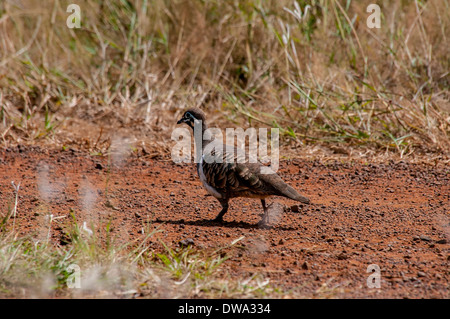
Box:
(177, 109), (204, 129)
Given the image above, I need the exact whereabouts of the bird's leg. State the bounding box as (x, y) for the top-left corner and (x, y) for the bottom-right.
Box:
(212, 198), (229, 222)
(258, 199), (270, 227)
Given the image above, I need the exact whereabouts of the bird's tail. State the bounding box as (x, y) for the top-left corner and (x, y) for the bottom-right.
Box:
(280, 184), (310, 204)
(292, 193), (310, 204)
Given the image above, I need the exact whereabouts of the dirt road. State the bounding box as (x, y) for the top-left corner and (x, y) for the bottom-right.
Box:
(0, 146), (448, 298)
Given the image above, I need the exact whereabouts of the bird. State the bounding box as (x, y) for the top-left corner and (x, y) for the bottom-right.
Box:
(177, 107), (310, 226)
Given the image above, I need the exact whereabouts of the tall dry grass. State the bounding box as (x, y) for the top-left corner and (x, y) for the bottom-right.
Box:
(0, 0), (448, 158)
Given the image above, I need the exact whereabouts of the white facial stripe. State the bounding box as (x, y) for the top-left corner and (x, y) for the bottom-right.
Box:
(186, 112), (196, 121)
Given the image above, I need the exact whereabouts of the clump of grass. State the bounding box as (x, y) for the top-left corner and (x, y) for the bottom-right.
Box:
(0, 207), (139, 297)
(0, 193), (276, 298)
(0, 0), (448, 156)
(0, 222), (276, 298)
(151, 240), (277, 298)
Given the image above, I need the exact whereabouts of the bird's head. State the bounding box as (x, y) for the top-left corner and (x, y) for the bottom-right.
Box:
(177, 108), (206, 129)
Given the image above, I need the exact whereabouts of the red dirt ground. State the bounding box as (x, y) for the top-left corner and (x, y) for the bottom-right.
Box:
(0, 145), (449, 298)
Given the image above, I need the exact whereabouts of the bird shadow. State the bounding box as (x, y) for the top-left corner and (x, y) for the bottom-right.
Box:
(152, 218), (298, 231)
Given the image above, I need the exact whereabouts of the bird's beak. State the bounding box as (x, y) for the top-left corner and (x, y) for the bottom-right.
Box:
(177, 115), (196, 130)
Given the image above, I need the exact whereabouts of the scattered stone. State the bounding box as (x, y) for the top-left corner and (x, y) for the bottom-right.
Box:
(417, 271), (426, 278)
(291, 205), (300, 213)
(419, 235), (432, 242)
(95, 162), (103, 170)
(337, 251), (348, 260)
(301, 261), (309, 270)
(436, 239), (447, 244)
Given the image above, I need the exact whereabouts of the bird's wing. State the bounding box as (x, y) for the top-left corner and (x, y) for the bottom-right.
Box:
(201, 142), (309, 203)
(201, 144), (266, 194)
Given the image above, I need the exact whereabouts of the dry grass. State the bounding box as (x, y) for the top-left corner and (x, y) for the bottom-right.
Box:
(0, 205), (277, 298)
(0, 0), (449, 159)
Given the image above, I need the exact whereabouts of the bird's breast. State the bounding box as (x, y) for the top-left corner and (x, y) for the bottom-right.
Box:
(197, 156), (223, 199)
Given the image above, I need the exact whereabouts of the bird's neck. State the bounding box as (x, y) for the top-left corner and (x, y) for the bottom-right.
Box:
(192, 120), (216, 152)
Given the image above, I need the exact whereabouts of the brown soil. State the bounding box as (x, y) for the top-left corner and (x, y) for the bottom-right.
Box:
(1, 145), (449, 298)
